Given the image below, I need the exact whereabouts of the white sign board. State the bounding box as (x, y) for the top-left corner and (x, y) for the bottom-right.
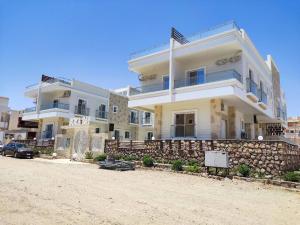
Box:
(205, 151), (229, 168)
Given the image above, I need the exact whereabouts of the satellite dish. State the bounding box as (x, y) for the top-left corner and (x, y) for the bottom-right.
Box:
(258, 136), (263, 141)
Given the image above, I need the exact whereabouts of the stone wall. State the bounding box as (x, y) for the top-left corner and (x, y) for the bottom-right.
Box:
(105, 139), (300, 176)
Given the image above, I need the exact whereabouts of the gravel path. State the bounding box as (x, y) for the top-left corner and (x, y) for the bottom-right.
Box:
(0, 156), (299, 225)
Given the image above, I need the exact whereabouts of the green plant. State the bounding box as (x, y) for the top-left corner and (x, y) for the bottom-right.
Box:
(283, 172), (300, 182)
(172, 160), (183, 171)
(185, 165), (200, 173)
(94, 153), (107, 161)
(187, 159), (199, 166)
(122, 155), (137, 161)
(85, 151), (94, 160)
(143, 155), (154, 167)
(238, 164), (251, 177)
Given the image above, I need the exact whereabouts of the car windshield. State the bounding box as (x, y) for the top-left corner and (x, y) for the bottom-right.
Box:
(16, 144), (27, 148)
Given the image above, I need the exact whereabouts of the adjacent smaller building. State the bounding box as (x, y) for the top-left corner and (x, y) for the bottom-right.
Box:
(286, 117), (300, 145)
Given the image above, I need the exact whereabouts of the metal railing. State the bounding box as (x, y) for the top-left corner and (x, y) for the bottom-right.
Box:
(95, 110), (108, 119)
(258, 89), (267, 105)
(246, 78), (258, 96)
(26, 77), (71, 89)
(40, 103), (70, 111)
(131, 70), (242, 95)
(129, 115), (139, 124)
(130, 21), (239, 59)
(174, 69), (242, 88)
(130, 83), (169, 95)
(142, 116), (153, 125)
(74, 106), (90, 116)
(170, 124), (196, 138)
(24, 107), (36, 113)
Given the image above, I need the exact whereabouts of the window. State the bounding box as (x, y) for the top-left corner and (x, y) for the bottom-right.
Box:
(163, 75), (169, 90)
(77, 99), (87, 115)
(114, 130), (120, 139)
(95, 128), (100, 133)
(125, 131), (130, 139)
(113, 105), (118, 113)
(143, 112), (152, 124)
(187, 68), (205, 85)
(249, 69), (253, 80)
(147, 132), (153, 140)
(130, 111), (138, 123)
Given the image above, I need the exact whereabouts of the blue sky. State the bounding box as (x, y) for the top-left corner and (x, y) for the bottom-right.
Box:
(0, 0), (299, 116)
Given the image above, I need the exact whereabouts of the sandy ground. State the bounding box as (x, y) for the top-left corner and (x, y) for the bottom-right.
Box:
(0, 156), (299, 225)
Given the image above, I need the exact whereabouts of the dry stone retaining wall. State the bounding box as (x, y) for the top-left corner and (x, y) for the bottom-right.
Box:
(105, 140), (300, 176)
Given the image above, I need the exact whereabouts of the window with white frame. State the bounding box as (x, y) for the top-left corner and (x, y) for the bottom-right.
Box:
(125, 131), (131, 139)
(113, 105), (118, 113)
(143, 112), (152, 124)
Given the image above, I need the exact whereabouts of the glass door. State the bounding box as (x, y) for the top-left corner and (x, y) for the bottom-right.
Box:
(175, 113), (195, 137)
(163, 76), (169, 90)
(78, 99), (86, 115)
(188, 68), (205, 86)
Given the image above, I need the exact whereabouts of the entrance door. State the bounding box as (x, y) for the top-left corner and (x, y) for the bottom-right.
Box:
(175, 113), (195, 138)
(44, 124), (53, 139)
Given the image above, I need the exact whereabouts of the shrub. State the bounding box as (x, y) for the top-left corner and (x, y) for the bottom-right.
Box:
(85, 151), (93, 160)
(143, 155), (154, 167)
(187, 160), (199, 166)
(238, 164), (251, 177)
(94, 153), (107, 161)
(172, 160), (183, 171)
(185, 165), (200, 173)
(283, 172), (300, 182)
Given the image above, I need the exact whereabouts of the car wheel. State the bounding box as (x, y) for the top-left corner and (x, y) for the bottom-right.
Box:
(14, 152), (18, 158)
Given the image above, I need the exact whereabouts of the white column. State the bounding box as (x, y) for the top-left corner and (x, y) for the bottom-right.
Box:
(169, 38), (174, 98)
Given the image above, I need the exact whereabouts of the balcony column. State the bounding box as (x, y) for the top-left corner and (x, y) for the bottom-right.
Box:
(210, 99), (222, 139)
(36, 82), (42, 114)
(169, 38), (175, 98)
(228, 106), (236, 139)
(154, 105), (162, 139)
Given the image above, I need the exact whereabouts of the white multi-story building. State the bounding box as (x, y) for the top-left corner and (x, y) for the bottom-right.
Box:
(22, 75), (153, 141)
(127, 21), (287, 140)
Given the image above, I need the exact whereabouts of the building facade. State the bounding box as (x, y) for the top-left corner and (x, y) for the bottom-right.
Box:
(22, 75), (153, 158)
(285, 117), (300, 145)
(127, 21), (287, 140)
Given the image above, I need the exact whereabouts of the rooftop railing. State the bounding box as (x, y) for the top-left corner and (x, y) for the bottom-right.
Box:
(130, 21), (239, 59)
(26, 77), (72, 89)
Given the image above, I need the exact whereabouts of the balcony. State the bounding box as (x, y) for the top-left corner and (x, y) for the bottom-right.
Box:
(174, 70), (242, 89)
(170, 124), (196, 138)
(24, 107), (37, 113)
(142, 116), (153, 125)
(40, 103), (70, 111)
(130, 21), (239, 60)
(246, 78), (258, 102)
(129, 115), (139, 124)
(257, 89), (268, 110)
(95, 110), (108, 120)
(74, 106), (90, 116)
(130, 70), (242, 96)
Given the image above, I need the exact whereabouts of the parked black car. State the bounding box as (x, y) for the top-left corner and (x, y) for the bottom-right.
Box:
(2, 142), (33, 159)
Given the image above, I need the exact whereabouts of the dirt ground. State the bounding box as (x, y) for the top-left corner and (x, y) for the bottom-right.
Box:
(0, 156), (299, 225)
